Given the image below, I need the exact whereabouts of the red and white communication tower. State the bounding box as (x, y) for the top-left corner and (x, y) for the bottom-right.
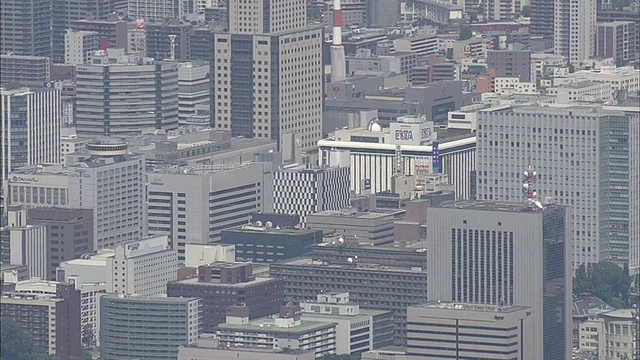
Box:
(522, 157), (543, 212)
(330, 0), (346, 83)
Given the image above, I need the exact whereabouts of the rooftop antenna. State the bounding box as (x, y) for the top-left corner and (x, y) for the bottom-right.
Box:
(522, 156), (542, 212)
(168, 34), (177, 61)
(395, 145), (403, 177)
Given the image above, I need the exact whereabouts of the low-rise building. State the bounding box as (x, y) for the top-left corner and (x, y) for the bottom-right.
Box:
(546, 81), (612, 103)
(578, 308), (637, 359)
(221, 225), (322, 263)
(306, 208), (399, 245)
(178, 336), (316, 360)
(184, 243), (236, 268)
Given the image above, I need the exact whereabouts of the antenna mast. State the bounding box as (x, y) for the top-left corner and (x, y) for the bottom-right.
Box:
(168, 34), (177, 61)
(522, 157), (542, 212)
(395, 145), (403, 177)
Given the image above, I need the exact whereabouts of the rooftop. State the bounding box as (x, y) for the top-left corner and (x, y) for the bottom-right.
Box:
(101, 294), (199, 303)
(226, 224), (320, 235)
(435, 200), (558, 213)
(277, 257), (426, 273)
(218, 318), (334, 334)
(309, 208), (401, 219)
(415, 301), (529, 313)
(174, 276), (278, 288)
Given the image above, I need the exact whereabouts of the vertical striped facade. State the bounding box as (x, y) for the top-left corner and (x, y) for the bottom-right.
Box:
(273, 165), (350, 227)
(318, 137), (476, 199)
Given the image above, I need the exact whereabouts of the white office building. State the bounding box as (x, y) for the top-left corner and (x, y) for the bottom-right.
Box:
(178, 61), (210, 124)
(67, 138), (146, 250)
(476, 104), (640, 268)
(1, 86), (61, 180)
(319, 117), (476, 199)
(64, 30), (100, 65)
(554, 0), (597, 64)
(273, 164), (350, 227)
(147, 162), (274, 262)
(4, 164), (70, 210)
(6, 209), (48, 279)
(106, 235), (177, 296)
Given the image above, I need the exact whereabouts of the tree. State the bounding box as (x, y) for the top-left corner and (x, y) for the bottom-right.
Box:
(459, 26), (473, 41)
(611, 0), (631, 10)
(573, 261), (633, 308)
(521, 6), (531, 17)
(0, 318), (54, 360)
(81, 324), (95, 348)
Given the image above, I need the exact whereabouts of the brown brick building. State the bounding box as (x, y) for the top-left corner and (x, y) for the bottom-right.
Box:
(167, 263), (283, 332)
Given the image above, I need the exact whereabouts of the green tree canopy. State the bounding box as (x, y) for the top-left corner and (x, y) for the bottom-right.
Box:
(574, 261), (632, 307)
(1, 318), (57, 360)
(459, 26), (473, 41)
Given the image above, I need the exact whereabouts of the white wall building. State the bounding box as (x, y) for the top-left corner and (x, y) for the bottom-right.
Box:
(554, 0), (596, 64)
(546, 81), (613, 103)
(553, 66), (640, 94)
(494, 77), (537, 95)
(60, 133), (91, 165)
(1, 86), (61, 180)
(8, 222), (48, 279)
(106, 235), (177, 296)
(64, 30), (100, 65)
(4, 164), (69, 209)
(147, 162), (274, 262)
(58, 250), (114, 284)
(273, 164), (350, 227)
(579, 309), (637, 360)
(178, 62), (210, 124)
(184, 244), (236, 268)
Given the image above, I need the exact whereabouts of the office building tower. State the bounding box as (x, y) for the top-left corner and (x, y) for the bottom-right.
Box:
(273, 164), (350, 227)
(100, 295), (201, 360)
(631, 108), (640, 277)
(147, 162), (274, 261)
(67, 139), (146, 250)
(64, 30), (101, 65)
(212, 0), (323, 156)
(595, 21), (637, 67)
(75, 51), (179, 136)
(106, 235), (178, 296)
(50, 0), (115, 64)
(366, 0), (400, 27)
(426, 202), (572, 360)
(167, 262), (284, 333)
(0, 55), (51, 88)
(487, 50), (532, 82)
(0, 0), (52, 58)
(72, 19), (128, 50)
(476, 105), (640, 268)
(178, 61), (210, 124)
(221, 225), (323, 262)
(406, 302), (534, 359)
(4, 207), (49, 278)
(27, 207), (94, 280)
(0, 283), (81, 359)
(554, 0), (597, 64)
(1, 86), (61, 180)
(145, 22), (193, 61)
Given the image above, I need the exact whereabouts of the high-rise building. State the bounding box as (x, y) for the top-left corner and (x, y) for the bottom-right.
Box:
(126, 0), (187, 21)
(487, 50), (532, 82)
(75, 51), (179, 136)
(554, 0), (597, 64)
(476, 105), (640, 268)
(406, 302), (534, 359)
(100, 295), (201, 360)
(366, 0), (401, 27)
(273, 164), (350, 227)
(212, 0), (323, 156)
(0, 283), (82, 360)
(1, 86), (61, 180)
(167, 262), (284, 333)
(145, 22), (193, 61)
(4, 207), (49, 279)
(27, 207), (94, 280)
(0, 0), (52, 58)
(484, 0), (523, 20)
(106, 235), (178, 296)
(64, 30), (101, 65)
(147, 162), (274, 261)
(595, 21), (637, 67)
(67, 139), (146, 250)
(630, 107), (640, 278)
(0, 55), (51, 88)
(72, 18), (128, 50)
(177, 61), (210, 124)
(426, 201), (572, 360)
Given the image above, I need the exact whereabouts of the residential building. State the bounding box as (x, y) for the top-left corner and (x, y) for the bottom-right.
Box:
(476, 105), (640, 268)
(300, 292), (395, 353)
(147, 162), (274, 261)
(67, 139), (146, 250)
(273, 164), (350, 227)
(0, 55), (51, 87)
(318, 120), (476, 199)
(216, 305), (337, 357)
(595, 21), (637, 67)
(269, 257), (428, 345)
(212, 0), (323, 158)
(27, 207), (94, 280)
(306, 208), (399, 245)
(578, 308), (637, 359)
(75, 51), (179, 136)
(178, 61), (210, 124)
(493, 77), (537, 95)
(0, 283), (81, 359)
(483, 0), (524, 20)
(178, 338), (316, 360)
(1, 86), (61, 181)
(72, 19), (128, 50)
(221, 225), (322, 263)
(554, 0), (597, 64)
(167, 262), (284, 332)
(426, 201), (572, 360)
(64, 30), (101, 65)
(100, 295), (201, 360)
(530, 0), (554, 40)
(0, 0), (52, 57)
(145, 22), (193, 61)
(487, 50), (532, 82)
(406, 302), (534, 359)
(106, 235), (178, 296)
(126, 0), (185, 21)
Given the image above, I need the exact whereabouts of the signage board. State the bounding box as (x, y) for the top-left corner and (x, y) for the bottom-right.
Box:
(389, 121), (434, 146)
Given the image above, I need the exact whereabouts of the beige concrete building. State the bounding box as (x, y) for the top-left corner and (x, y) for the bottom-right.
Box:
(406, 302), (533, 359)
(213, 0), (323, 160)
(306, 208), (399, 245)
(546, 81), (612, 103)
(178, 336), (316, 360)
